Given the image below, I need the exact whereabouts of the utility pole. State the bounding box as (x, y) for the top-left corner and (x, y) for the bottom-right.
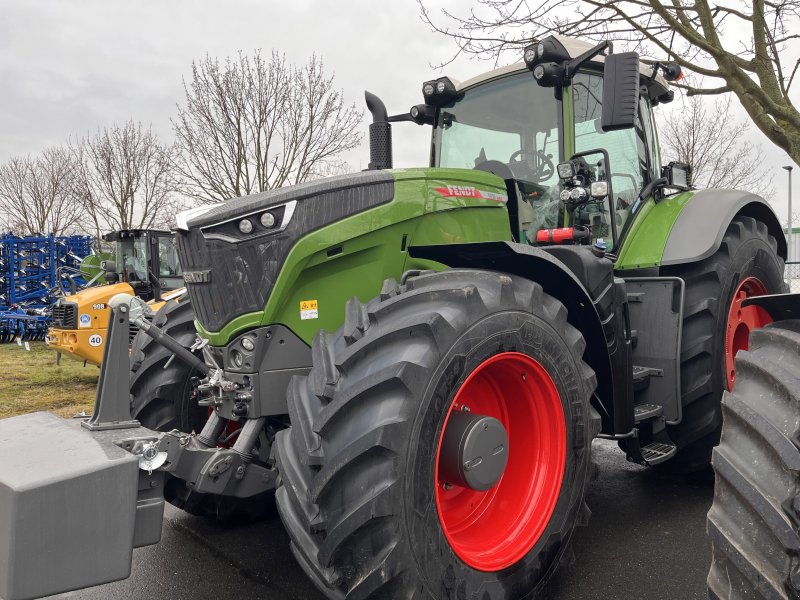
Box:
(783, 165), (793, 261)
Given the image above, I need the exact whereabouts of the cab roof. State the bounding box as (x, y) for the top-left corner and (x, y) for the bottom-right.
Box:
(448, 35), (669, 95)
(102, 229), (171, 242)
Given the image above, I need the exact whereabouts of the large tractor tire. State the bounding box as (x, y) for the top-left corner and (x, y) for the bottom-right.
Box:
(130, 298), (206, 433)
(276, 270), (599, 600)
(130, 298), (269, 521)
(662, 216), (785, 473)
(707, 320), (800, 600)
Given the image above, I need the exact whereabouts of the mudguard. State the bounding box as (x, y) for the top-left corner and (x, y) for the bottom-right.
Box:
(409, 241), (625, 434)
(661, 189), (787, 265)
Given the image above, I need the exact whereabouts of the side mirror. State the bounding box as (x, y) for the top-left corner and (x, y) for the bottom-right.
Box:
(601, 52), (640, 132)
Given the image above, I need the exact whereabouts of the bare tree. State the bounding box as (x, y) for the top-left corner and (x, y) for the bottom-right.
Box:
(419, 0), (800, 167)
(73, 121), (180, 238)
(0, 147), (82, 235)
(660, 95), (774, 197)
(173, 51), (362, 204)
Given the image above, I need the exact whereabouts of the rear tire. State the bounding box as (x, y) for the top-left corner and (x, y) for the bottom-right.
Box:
(276, 270), (599, 599)
(662, 216), (785, 473)
(707, 320), (800, 600)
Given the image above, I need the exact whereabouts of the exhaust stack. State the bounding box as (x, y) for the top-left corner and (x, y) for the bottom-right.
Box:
(365, 91), (392, 170)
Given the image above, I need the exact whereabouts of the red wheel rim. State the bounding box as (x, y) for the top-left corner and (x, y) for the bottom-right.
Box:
(434, 351), (566, 572)
(725, 276), (771, 390)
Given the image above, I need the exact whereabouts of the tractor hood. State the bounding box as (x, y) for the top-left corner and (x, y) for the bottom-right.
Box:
(175, 171), (396, 333)
(173, 168), (512, 340)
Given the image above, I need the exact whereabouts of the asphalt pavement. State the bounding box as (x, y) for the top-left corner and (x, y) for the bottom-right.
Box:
(48, 440), (714, 600)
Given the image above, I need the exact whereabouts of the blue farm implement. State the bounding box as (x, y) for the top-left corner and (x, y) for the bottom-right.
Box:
(0, 233), (93, 342)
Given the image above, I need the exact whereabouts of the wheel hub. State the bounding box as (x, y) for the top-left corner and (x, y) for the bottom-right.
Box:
(438, 411), (508, 491)
(434, 351), (566, 572)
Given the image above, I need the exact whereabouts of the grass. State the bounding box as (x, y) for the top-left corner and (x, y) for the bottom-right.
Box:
(0, 342), (98, 419)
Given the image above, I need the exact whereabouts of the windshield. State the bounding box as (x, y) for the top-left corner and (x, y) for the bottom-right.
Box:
(117, 237), (148, 283)
(435, 72), (562, 237)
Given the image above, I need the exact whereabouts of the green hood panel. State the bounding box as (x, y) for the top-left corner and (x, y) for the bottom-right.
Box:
(197, 168), (514, 345)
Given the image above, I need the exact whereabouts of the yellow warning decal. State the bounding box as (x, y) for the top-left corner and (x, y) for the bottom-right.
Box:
(300, 299), (319, 320)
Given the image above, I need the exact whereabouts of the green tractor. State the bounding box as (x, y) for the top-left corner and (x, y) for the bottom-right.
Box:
(0, 35), (792, 600)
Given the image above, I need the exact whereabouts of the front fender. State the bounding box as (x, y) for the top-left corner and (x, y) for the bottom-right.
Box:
(409, 241), (620, 433)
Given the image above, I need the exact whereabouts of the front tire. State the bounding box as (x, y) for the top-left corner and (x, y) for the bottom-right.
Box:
(276, 270), (599, 599)
(707, 320), (800, 599)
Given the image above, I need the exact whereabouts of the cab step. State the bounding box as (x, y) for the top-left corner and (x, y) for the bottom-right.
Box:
(634, 403), (663, 422)
(640, 441), (677, 465)
(632, 365), (663, 392)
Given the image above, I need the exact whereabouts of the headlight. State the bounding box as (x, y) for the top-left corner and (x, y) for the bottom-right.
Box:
(260, 212), (276, 228)
(557, 161), (575, 180)
(570, 187), (587, 201)
(241, 337), (255, 351)
(436, 81), (446, 93)
(590, 181), (609, 198)
(231, 349), (244, 368)
(238, 219), (253, 234)
(423, 82), (435, 97)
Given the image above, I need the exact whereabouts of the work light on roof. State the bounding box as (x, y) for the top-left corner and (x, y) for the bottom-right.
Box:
(422, 77), (459, 107)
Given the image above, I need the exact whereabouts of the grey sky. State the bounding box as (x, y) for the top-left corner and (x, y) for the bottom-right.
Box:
(0, 0), (794, 225)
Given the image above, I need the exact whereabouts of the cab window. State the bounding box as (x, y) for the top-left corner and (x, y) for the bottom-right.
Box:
(572, 72), (651, 240)
(157, 236), (182, 277)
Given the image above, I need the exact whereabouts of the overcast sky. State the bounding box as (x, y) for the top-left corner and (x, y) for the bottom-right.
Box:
(0, 0), (795, 225)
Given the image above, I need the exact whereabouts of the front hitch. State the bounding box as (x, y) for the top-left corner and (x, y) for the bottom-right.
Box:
(0, 293), (278, 600)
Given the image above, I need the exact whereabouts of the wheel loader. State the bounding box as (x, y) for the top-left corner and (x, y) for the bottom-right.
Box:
(0, 35), (793, 600)
(46, 228), (185, 366)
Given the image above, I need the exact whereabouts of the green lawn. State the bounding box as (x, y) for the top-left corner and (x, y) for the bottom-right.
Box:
(0, 342), (98, 419)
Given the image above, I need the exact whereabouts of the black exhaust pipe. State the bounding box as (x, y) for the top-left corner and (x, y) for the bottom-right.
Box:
(365, 91), (392, 170)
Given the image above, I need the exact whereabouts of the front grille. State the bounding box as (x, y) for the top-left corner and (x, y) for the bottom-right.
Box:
(51, 301), (78, 329)
(178, 171), (394, 332)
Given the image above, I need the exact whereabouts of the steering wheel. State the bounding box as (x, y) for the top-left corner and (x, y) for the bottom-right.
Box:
(508, 149), (555, 183)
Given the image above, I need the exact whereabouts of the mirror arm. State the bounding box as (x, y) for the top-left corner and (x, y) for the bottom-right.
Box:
(638, 177), (668, 205)
(387, 113), (414, 123)
(564, 41), (613, 80)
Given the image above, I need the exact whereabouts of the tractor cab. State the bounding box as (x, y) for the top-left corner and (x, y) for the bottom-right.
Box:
(427, 36), (678, 252)
(103, 229), (183, 302)
(47, 229), (184, 366)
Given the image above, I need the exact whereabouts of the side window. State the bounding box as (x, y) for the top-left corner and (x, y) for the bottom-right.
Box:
(157, 237), (182, 277)
(572, 72), (651, 242)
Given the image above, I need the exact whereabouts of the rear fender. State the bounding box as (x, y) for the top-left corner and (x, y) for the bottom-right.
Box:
(662, 190), (787, 266)
(409, 241), (621, 434)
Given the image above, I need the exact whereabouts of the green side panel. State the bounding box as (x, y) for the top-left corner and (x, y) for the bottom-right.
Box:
(614, 191), (695, 270)
(198, 168), (514, 346)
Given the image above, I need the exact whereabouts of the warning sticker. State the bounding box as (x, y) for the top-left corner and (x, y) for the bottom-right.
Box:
(79, 313), (92, 328)
(300, 299), (318, 320)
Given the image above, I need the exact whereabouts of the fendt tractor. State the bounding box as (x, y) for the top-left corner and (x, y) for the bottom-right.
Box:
(0, 35), (797, 600)
(47, 228), (185, 365)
